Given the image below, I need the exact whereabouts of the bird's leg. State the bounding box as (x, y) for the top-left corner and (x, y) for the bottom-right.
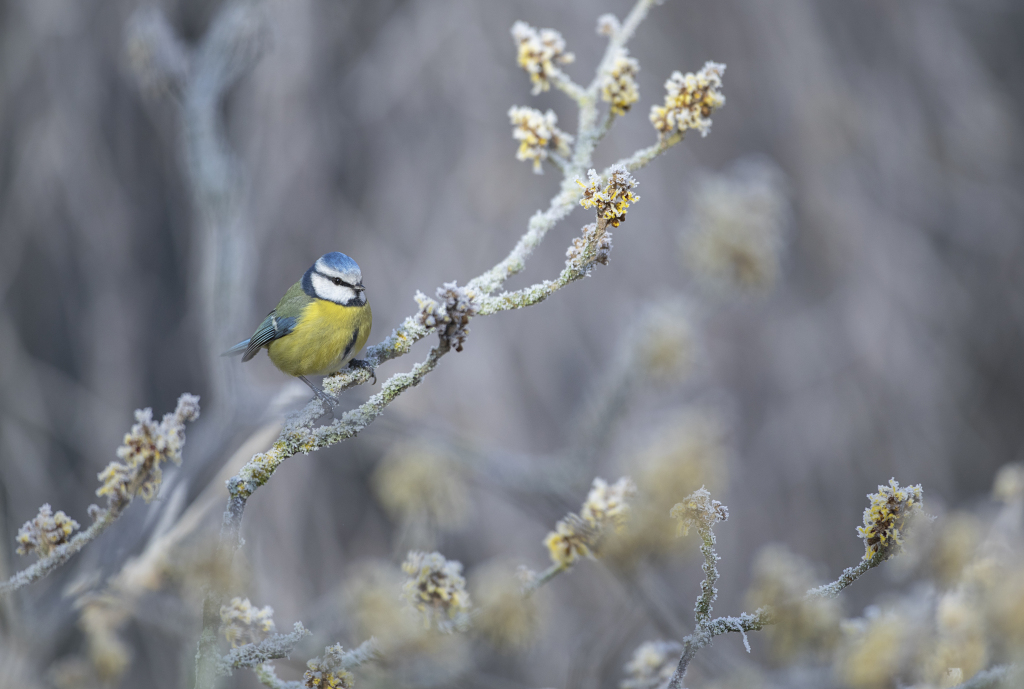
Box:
(348, 358), (377, 385)
(298, 375), (339, 407)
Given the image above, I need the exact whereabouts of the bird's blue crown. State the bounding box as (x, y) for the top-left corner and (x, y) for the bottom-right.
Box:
(302, 252), (362, 297)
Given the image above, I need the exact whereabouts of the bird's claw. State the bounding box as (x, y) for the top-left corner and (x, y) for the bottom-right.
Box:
(349, 358), (377, 385)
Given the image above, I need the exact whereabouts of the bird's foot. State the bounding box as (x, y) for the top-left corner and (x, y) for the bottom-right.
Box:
(348, 358), (377, 385)
(298, 375), (339, 409)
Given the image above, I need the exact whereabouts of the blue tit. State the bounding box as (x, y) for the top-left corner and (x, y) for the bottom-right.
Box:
(225, 252), (373, 405)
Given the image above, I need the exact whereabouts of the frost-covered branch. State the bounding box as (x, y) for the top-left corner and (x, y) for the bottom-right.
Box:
(216, 622), (310, 676)
(190, 1), (725, 684)
(0, 394), (200, 597)
(665, 481), (924, 689)
(0, 508), (119, 597)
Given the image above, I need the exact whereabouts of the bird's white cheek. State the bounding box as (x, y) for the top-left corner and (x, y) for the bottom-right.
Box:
(311, 273), (356, 304)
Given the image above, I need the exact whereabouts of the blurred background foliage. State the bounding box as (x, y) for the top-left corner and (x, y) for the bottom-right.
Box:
(0, 0), (1022, 687)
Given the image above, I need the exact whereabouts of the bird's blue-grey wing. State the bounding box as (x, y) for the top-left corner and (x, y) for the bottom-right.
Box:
(233, 313), (297, 362)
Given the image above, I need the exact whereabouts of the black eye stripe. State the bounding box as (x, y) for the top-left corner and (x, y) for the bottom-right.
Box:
(316, 271), (353, 288)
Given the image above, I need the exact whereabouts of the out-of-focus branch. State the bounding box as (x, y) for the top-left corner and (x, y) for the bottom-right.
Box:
(127, 2), (269, 410)
(0, 509), (119, 597)
(951, 665), (1018, 689)
(192, 1), (711, 684)
(0, 394), (201, 597)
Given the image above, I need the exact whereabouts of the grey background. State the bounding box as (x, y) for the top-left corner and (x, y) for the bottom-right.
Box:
(0, 0), (1022, 687)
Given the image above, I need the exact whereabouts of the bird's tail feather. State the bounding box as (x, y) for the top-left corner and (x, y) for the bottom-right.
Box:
(222, 339), (250, 357)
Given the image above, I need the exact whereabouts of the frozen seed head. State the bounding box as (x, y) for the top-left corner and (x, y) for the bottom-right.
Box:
(745, 544), (841, 662)
(650, 61), (725, 138)
(993, 462), (1024, 503)
(401, 551), (471, 633)
(511, 21), (574, 95)
(96, 393), (201, 506)
(472, 561), (540, 650)
(508, 106), (573, 173)
(565, 222), (613, 272)
(683, 158), (788, 295)
(596, 14), (621, 37)
(601, 50), (640, 116)
(16, 503), (80, 558)
(219, 597), (276, 648)
(857, 479), (924, 561)
(620, 639), (683, 689)
(416, 282), (478, 353)
(545, 477), (636, 568)
(304, 645), (354, 689)
(670, 487), (728, 538)
(372, 443), (468, 530)
(578, 166), (639, 228)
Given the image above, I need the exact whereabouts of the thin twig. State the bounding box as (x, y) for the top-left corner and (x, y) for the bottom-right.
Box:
(0, 507), (119, 596)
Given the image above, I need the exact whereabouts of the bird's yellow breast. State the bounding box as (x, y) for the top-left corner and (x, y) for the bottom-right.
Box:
(267, 299), (372, 377)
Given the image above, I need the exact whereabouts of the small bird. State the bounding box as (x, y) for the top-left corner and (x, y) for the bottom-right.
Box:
(225, 252), (373, 405)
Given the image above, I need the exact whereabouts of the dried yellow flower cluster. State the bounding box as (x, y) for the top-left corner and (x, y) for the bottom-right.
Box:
(510, 21), (574, 95)
(670, 486), (728, 538)
(650, 61), (726, 138)
(745, 544), (841, 661)
(545, 477), (636, 568)
(992, 462), (1024, 503)
(400, 551), (471, 633)
(603, 414), (726, 565)
(96, 393), (200, 505)
(372, 444), (468, 530)
(78, 593), (132, 681)
(837, 607), (910, 689)
(857, 479), (924, 561)
(620, 639), (683, 689)
(507, 106), (573, 174)
(578, 166), (639, 228)
(16, 503), (80, 558)
(304, 646), (355, 689)
(471, 561), (540, 650)
(343, 563), (433, 654)
(601, 50), (640, 116)
(218, 597), (276, 648)
(634, 299), (696, 383)
(682, 160), (788, 295)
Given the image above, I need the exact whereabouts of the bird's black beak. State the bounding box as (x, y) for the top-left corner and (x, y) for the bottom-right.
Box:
(354, 283), (365, 292)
